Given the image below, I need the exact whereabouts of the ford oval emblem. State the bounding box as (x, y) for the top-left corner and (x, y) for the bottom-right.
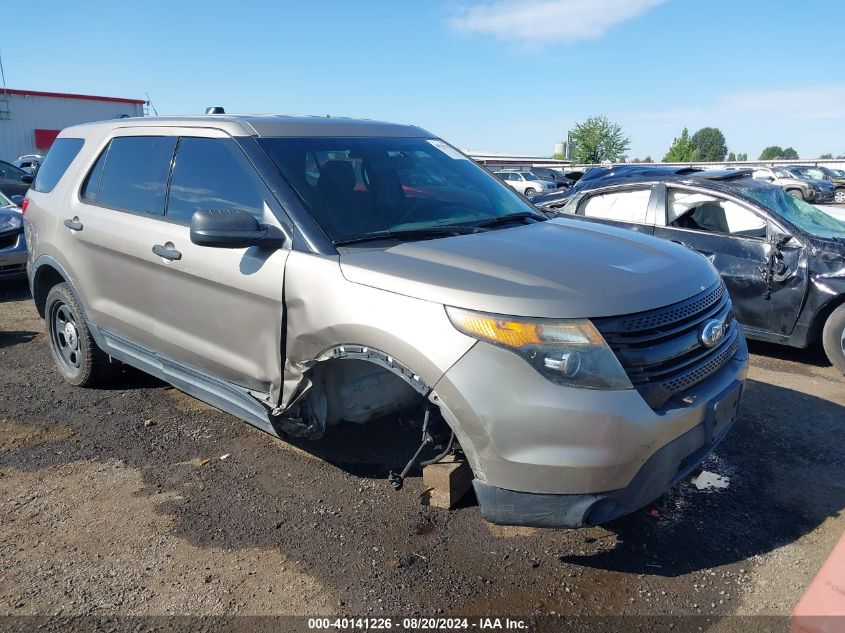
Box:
(700, 319), (727, 348)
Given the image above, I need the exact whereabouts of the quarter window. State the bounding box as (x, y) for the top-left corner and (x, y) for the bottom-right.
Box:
(166, 138), (265, 224)
(96, 136), (177, 216)
(578, 189), (651, 223)
(81, 146), (109, 202)
(667, 190), (767, 239)
(32, 138), (84, 193)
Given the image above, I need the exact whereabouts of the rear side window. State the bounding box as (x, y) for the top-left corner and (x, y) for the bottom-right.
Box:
(166, 137), (265, 224)
(579, 189), (651, 223)
(96, 136), (177, 215)
(80, 147), (109, 202)
(32, 138), (84, 193)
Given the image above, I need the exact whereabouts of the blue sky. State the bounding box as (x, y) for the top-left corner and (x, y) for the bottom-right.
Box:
(2, 0), (843, 159)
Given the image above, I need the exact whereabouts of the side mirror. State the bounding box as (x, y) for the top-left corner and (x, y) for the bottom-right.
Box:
(10, 195), (24, 207)
(189, 209), (286, 249)
(21, 174), (34, 184)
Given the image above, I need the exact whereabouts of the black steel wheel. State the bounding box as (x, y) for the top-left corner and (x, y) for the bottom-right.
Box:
(45, 283), (108, 386)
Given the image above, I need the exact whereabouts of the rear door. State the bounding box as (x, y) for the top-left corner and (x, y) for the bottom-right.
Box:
(652, 185), (808, 335)
(149, 132), (290, 395)
(64, 131), (178, 350)
(569, 185), (657, 235)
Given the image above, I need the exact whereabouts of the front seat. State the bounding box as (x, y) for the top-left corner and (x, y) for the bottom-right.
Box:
(316, 160), (374, 238)
(690, 201), (731, 234)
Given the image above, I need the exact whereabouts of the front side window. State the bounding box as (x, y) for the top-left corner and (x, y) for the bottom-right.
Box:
(578, 188), (651, 224)
(32, 138), (84, 193)
(258, 137), (541, 242)
(166, 137), (265, 224)
(668, 190), (767, 239)
(96, 136), (177, 215)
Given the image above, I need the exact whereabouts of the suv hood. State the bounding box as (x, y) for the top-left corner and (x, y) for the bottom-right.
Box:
(339, 219), (720, 318)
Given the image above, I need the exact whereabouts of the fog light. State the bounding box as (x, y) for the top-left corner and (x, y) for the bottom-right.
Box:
(543, 352), (581, 377)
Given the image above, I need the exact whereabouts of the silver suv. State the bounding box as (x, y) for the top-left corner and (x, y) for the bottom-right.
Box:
(23, 114), (748, 528)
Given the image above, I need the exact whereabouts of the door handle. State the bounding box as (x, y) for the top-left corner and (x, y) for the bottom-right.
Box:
(152, 244), (182, 261)
(64, 218), (83, 231)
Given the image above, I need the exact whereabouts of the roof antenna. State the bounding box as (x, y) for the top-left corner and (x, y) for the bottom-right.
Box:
(145, 92), (158, 116)
(205, 106), (225, 115)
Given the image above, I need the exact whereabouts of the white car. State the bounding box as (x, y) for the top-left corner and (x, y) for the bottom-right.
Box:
(13, 154), (44, 174)
(496, 171), (556, 197)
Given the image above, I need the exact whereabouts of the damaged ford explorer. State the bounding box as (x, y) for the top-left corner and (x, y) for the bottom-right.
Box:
(24, 114), (748, 527)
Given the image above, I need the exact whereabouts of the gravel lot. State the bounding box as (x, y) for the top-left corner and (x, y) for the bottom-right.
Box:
(0, 279), (843, 631)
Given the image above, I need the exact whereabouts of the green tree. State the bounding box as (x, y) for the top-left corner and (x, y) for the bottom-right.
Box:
(819, 153), (834, 159)
(569, 115), (630, 164)
(642, 156), (653, 163)
(663, 128), (694, 162)
(727, 152), (737, 162)
(690, 127), (728, 162)
(759, 146), (785, 160)
(782, 147), (799, 160)
(737, 152), (748, 161)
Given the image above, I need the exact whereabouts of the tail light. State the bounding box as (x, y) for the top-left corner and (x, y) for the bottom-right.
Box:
(20, 197), (29, 214)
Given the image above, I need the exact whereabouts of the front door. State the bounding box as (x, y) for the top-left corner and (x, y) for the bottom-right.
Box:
(653, 186), (808, 336)
(148, 133), (290, 396)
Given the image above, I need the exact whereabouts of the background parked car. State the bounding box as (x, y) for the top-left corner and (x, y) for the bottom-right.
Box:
(13, 154), (44, 175)
(533, 168), (845, 373)
(495, 170), (556, 196)
(787, 165), (845, 203)
(0, 190), (27, 280)
(752, 166), (835, 203)
(0, 160), (34, 198)
(528, 167), (574, 189)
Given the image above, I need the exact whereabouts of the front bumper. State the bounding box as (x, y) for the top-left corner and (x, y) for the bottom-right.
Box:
(433, 335), (749, 528)
(0, 231), (27, 279)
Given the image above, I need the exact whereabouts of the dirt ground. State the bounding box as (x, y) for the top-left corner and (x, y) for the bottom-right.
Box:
(0, 279), (842, 632)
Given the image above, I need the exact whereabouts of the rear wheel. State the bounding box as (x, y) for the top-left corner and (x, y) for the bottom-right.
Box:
(787, 189), (805, 200)
(524, 188), (536, 196)
(835, 188), (845, 204)
(45, 283), (108, 386)
(822, 304), (845, 375)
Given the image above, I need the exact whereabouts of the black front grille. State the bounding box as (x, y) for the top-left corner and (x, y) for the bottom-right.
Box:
(594, 282), (739, 409)
(0, 230), (20, 250)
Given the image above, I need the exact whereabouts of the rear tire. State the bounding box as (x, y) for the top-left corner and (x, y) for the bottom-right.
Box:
(524, 188), (536, 196)
(45, 283), (109, 387)
(822, 304), (845, 375)
(787, 189), (805, 200)
(835, 188), (845, 204)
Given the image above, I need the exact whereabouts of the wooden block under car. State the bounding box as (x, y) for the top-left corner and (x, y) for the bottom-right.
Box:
(422, 455), (472, 509)
(791, 532), (845, 633)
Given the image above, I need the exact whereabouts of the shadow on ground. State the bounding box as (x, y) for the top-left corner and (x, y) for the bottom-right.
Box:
(0, 280), (31, 304)
(747, 339), (831, 368)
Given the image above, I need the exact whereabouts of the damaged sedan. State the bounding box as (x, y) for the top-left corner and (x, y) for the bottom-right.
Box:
(534, 169), (845, 374)
(24, 115), (748, 528)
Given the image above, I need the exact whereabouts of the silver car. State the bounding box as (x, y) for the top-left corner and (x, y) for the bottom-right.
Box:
(495, 171), (556, 197)
(0, 190), (27, 280)
(23, 114), (748, 528)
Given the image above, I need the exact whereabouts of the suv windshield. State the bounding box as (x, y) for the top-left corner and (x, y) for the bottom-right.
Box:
(259, 137), (543, 243)
(735, 181), (845, 239)
(792, 166), (826, 180)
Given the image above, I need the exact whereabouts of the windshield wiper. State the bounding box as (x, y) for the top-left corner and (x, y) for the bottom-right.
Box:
(471, 212), (546, 229)
(333, 225), (482, 246)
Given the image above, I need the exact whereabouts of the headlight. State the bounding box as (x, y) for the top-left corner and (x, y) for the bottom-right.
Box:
(0, 214), (22, 232)
(446, 307), (633, 390)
